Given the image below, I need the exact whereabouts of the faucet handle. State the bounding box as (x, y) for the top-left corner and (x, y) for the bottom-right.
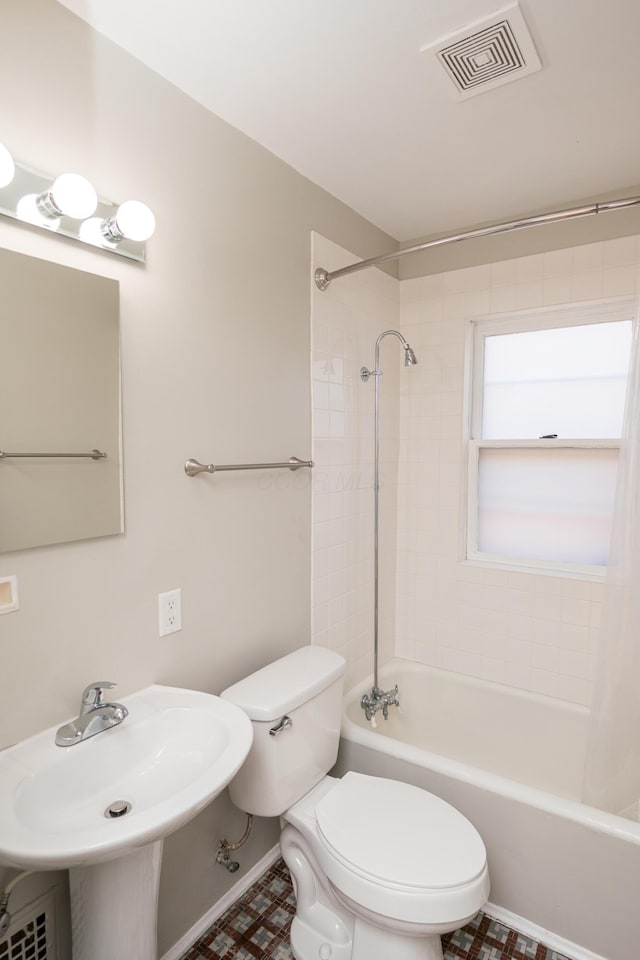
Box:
(80, 681), (116, 714)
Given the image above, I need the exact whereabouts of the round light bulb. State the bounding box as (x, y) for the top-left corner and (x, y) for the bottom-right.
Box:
(0, 143), (15, 188)
(50, 173), (97, 219)
(17, 193), (59, 229)
(114, 200), (156, 241)
(79, 216), (116, 249)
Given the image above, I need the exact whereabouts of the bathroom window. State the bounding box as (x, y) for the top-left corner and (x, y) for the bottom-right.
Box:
(466, 301), (634, 576)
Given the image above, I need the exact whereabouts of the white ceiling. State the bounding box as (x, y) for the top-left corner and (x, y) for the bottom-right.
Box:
(56, 0), (640, 242)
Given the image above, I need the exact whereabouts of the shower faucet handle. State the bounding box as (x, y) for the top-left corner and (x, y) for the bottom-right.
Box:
(361, 684), (400, 722)
(360, 366), (382, 382)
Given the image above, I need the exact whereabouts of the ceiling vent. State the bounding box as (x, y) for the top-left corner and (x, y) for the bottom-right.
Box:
(421, 3), (542, 101)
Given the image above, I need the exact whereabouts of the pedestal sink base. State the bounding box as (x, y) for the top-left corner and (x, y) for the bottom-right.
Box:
(69, 840), (163, 960)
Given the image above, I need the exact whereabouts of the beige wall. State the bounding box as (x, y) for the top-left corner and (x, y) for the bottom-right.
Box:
(0, 1), (396, 954)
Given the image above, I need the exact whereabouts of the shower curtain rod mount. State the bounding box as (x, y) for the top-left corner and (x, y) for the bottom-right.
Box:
(314, 195), (640, 291)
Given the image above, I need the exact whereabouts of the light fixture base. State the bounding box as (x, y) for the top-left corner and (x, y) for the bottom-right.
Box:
(100, 216), (125, 243)
(35, 190), (63, 220)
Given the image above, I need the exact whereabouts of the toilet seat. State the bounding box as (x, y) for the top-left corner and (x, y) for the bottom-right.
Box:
(316, 771), (487, 891)
(306, 772), (489, 925)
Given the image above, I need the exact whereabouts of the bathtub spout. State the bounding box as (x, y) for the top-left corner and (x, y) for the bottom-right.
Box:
(361, 684), (400, 722)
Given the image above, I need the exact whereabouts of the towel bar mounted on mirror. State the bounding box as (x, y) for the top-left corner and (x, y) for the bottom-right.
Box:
(184, 456), (314, 477)
(0, 449), (107, 460)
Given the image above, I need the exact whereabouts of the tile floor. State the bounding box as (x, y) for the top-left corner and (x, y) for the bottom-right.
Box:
(181, 858), (571, 960)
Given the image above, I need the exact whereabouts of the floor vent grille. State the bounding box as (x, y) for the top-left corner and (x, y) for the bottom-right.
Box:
(421, 2), (541, 100)
(0, 888), (57, 960)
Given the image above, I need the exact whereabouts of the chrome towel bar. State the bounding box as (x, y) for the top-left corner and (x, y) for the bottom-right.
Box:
(0, 449), (107, 460)
(185, 456), (314, 477)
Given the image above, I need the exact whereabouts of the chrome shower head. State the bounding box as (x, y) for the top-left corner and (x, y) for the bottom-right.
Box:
(367, 330), (418, 379)
(404, 344), (418, 366)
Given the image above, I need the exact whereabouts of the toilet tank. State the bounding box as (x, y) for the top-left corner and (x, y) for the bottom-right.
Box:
(221, 646), (346, 817)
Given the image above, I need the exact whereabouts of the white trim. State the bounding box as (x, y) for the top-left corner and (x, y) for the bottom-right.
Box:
(470, 296), (637, 336)
(484, 901), (608, 960)
(460, 556), (606, 582)
(473, 438), (620, 450)
(160, 844), (281, 960)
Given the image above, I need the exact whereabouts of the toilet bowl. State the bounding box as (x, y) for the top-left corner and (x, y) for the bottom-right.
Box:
(221, 646), (489, 960)
(282, 773), (489, 960)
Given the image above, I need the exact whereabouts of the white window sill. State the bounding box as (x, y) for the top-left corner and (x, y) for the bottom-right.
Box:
(462, 555), (606, 583)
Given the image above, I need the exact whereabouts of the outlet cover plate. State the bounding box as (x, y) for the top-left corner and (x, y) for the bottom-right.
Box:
(159, 588), (182, 637)
(0, 576), (19, 615)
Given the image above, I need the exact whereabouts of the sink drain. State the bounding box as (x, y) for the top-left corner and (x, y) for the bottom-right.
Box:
(105, 800), (132, 819)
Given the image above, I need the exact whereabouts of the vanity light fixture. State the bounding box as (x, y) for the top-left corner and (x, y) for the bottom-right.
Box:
(0, 143), (15, 188)
(0, 143), (155, 263)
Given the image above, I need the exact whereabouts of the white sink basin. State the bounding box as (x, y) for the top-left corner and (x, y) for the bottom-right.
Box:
(0, 684), (253, 869)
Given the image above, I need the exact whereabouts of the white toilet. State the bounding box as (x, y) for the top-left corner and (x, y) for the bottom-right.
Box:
(221, 646), (489, 960)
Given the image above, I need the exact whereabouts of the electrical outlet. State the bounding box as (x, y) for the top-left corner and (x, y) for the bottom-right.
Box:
(159, 588), (182, 637)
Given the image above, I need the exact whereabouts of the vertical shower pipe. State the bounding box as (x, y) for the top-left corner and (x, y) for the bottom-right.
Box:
(360, 331), (417, 720)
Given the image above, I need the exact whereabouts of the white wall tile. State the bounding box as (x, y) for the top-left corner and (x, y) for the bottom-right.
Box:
(491, 259), (518, 287)
(573, 242), (604, 273)
(543, 248), (573, 278)
(314, 232), (639, 709)
(490, 284), (517, 312)
(394, 233), (640, 708)
(516, 253), (545, 283)
(312, 238), (399, 686)
(543, 276), (573, 305)
(571, 270), (604, 301)
(603, 265), (637, 298)
(603, 236), (637, 267)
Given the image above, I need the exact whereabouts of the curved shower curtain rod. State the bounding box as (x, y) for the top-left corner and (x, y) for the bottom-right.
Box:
(314, 194), (640, 291)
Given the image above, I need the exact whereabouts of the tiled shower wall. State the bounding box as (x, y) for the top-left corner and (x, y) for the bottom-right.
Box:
(311, 233), (400, 689)
(312, 231), (640, 706)
(396, 235), (640, 706)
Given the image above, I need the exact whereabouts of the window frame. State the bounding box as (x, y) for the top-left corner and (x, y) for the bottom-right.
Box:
(465, 298), (636, 580)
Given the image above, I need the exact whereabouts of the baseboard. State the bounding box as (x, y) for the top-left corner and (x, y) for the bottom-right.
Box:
(485, 901), (608, 960)
(161, 844), (281, 960)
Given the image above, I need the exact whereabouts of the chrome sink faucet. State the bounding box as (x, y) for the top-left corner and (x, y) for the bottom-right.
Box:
(55, 681), (129, 747)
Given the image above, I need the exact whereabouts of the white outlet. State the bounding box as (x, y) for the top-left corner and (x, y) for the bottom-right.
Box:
(159, 588), (182, 637)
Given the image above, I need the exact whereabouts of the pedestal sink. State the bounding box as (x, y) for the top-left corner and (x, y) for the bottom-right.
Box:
(0, 685), (253, 960)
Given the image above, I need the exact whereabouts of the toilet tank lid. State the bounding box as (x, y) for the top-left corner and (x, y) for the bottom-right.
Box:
(220, 646), (346, 721)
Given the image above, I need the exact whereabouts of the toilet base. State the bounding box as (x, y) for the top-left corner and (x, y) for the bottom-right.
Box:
(282, 822), (458, 960)
(352, 916), (443, 960)
(290, 914), (443, 960)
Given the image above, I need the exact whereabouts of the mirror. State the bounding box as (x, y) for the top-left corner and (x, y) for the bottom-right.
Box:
(0, 249), (122, 553)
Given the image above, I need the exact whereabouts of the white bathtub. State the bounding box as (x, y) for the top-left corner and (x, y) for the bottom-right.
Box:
(334, 659), (640, 960)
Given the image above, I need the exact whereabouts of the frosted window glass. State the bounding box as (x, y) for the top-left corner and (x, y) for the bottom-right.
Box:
(477, 447), (618, 565)
(482, 321), (631, 439)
